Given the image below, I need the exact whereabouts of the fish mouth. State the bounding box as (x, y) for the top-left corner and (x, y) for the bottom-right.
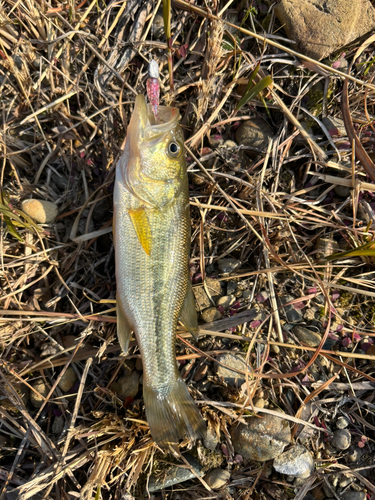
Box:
(129, 94), (180, 143)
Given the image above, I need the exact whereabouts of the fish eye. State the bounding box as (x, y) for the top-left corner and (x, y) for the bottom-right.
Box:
(167, 141), (181, 157)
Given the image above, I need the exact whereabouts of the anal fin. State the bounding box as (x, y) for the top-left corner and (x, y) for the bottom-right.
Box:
(128, 208), (151, 255)
(180, 280), (199, 341)
(116, 299), (132, 354)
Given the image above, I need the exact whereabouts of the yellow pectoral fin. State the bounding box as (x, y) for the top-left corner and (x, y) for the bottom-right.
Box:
(128, 208), (152, 255)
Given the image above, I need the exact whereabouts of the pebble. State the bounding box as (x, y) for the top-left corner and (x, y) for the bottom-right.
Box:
(192, 173), (206, 186)
(209, 134), (225, 148)
(256, 290), (269, 303)
(347, 448), (360, 463)
(201, 307), (222, 323)
(280, 295), (303, 323)
(291, 325), (322, 347)
(114, 371), (140, 399)
(339, 476), (353, 488)
(342, 492), (366, 500)
(193, 278), (222, 312)
(194, 364), (208, 382)
(58, 367), (78, 392)
(216, 295), (236, 309)
(52, 415), (65, 435)
(331, 429), (351, 450)
(218, 258), (241, 275)
(220, 140), (250, 171)
(273, 445), (314, 478)
(242, 290), (252, 299)
(270, 344), (280, 354)
(226, 281), (237, 295)
(216, 353), (250, 386)
(315, 237), (339, 259)
(204, 469), (230, 489)
(274, 0), (375, 61)
(204, 426), (219, 450)
(148, 454), (203, 492)
(235, 118), (273, 152)
(30, 380), (49, 408)
(22, 199), (58, 223)
(231, 413), (291, 461)
(254, 398), (265, 408)
(304, 307), (317, 321)
(351, 484), (365, 492)
(334, 185), (351, 198)
(336, 416), (348, 429)
(152, 10), (164, 39)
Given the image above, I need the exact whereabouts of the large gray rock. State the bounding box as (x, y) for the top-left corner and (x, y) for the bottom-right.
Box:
(274, 0), (375, 61)
(231, 413), (291, 461)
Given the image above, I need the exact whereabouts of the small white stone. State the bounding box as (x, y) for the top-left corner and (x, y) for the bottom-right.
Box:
(22, 199), (58, 223)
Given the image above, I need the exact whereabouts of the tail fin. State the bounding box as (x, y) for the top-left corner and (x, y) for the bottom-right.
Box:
(143, 377), (206, 450)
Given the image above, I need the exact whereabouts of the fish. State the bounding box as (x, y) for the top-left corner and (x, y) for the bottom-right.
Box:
(113, 94), (206, 451)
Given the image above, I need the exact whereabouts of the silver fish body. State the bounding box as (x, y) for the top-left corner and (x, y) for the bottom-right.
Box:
(114, 95), (206, 450)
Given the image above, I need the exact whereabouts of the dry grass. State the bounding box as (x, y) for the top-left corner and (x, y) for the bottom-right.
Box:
(1, 0), (375, 499)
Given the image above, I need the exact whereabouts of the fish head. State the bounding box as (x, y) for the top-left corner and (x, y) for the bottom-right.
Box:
(119, 94), (186, 208)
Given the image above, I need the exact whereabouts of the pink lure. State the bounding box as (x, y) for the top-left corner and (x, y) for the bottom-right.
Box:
(147, 60), (160, 121)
